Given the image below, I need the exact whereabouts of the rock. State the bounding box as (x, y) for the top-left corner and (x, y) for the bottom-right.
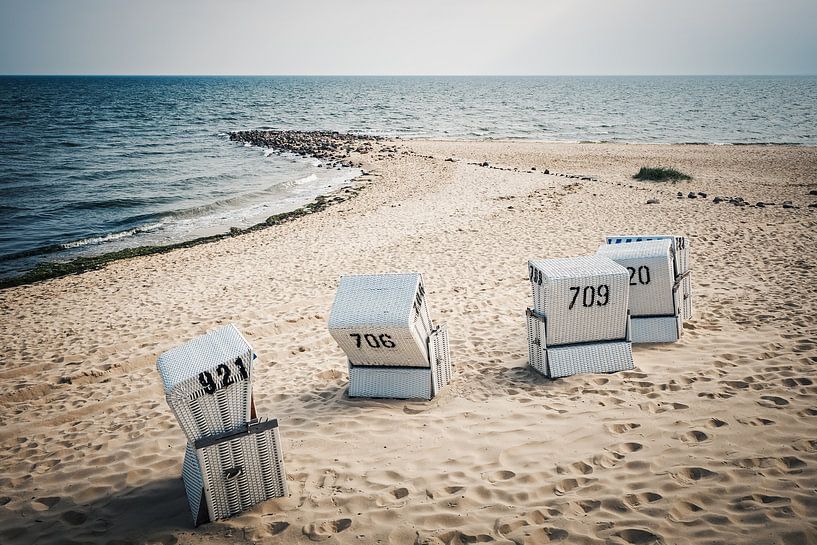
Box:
(646, 199), (659, 204)
(481, 161), (489, 167)
(543, 169), (550, 174)
(698, 192), (707, 198)
(531, 166), (536, 170)
(809, 189), (817, 195)
(445, 157), (455, 162)
(783, 201), (795, 209)
(756, 202), (765, 208)
(809, 203), (817, 208)
(688, 192), (697, 199)
(713, 196), (723, 203)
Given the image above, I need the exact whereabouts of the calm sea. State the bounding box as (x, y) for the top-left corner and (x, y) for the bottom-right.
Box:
(1, 76), (815, 279)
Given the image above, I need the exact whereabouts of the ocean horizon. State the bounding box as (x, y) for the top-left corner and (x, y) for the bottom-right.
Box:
(1, 75), (816, 279)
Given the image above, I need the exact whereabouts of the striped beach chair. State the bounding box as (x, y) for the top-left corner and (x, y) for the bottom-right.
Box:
(157, 324), (287, 525)
(328, 273), (451, 400)
(604, 235), (692, 319)
(157, 324), (255, 442)
(526, 256), (634, 378)
(600, 235), (692, 342)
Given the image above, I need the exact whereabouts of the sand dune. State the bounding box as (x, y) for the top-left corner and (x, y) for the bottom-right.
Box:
(1, 141), (816, 545)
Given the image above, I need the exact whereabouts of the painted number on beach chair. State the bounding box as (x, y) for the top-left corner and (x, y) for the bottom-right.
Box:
(350, 333), (397, 349)
(568, 285), (609, 309)
(197, 357), (249, 395)
(626, 266), (651, 286)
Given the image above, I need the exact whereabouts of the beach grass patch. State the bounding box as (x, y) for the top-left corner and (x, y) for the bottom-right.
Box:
(633, 167), (691, 182)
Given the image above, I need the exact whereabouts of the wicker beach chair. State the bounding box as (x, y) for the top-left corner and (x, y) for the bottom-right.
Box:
(604, 235), (692, 320)
(526, 256), (634, 378)
(597, 238), (684, 343)
(157, 324), (255, 442)
(328, 273), (451, 400)
(182, 419), (288, 526)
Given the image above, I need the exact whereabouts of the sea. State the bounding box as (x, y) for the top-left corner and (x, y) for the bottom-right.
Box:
(1, 76), (815, 280)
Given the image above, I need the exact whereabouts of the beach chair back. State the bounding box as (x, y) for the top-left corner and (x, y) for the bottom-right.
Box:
(528, 255), (630, 346)
(605, 234), (692, 319)
(157, 324), (254, 442)
(328, 272), (433, 367)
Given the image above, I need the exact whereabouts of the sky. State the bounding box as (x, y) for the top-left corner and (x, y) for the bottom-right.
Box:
(1, 0), (816, 75)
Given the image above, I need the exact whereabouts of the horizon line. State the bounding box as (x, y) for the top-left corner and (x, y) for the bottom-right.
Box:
(2, 73), (816, 78)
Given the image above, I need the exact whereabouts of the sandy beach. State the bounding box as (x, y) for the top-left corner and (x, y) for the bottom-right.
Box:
(1, 139), (816, 545)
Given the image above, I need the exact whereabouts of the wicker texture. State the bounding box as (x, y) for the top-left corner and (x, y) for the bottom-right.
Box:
(630, 316), (683, 343)
(157, 324), (253, 442)
(183, 419), (288, 525)
(546, 340), (634, 378)
(182, 442), (206, 525)
(348, 364), (434, 400)
(329, 273), (432, 367)
(428, 324), (452, 394)
(526, 309), (547, 376)
(528, 256), (629, 345)
(596, 239), (676, 317)
(526, 308), (634, 378)
(605, 235), (692, 320)
(346, 322), (451, 400)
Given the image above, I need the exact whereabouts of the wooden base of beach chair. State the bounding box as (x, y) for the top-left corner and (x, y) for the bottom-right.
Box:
(182, 419), (287, 526)
(527, 308), (634, 378)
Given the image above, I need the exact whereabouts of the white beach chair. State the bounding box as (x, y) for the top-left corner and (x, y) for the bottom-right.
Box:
(597, 238), (685, 343)
(157, 324), (255, 442)
(526, 256), (634, 378)
(182, 419), (288, 526)
(328, 272), (451, 400)
(604, 235), (692, 320)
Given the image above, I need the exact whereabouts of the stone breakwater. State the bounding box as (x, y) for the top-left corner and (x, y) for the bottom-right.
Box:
(229, 130), (384, 167)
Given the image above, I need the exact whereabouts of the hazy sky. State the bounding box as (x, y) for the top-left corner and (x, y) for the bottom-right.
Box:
(1, 0), (816, 75)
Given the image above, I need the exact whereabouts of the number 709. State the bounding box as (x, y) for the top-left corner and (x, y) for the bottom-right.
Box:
(568, 284), (610, 309)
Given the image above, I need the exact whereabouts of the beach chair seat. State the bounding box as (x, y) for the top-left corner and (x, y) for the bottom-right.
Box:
(328, 273), (451, 400)
(182, 419), (288, 526)
(526, 256), (634, 378)
(157, 324), (254, 442)
(604, 234), (692, 320)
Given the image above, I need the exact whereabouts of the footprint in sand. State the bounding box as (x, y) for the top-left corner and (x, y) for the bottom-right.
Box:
(680, 430), (709, 443)
(61, 510), (88, 525)
(624, 492), (663, 508)
(486, 470), (516, 482)
(614, 528), (663, 544)
(31, 496), (60, 511)
(605, 422), (641, 434)
(391, 487), (409, 499)
(267, 521), (290, 535)
(672, 467), (718, 483)
(303, 518), (352, 541)
(758, 395), (789, 407)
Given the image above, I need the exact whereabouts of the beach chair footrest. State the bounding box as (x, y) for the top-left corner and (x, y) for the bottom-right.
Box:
(182, 418), (288, 526)
(630, 315), (682, 343)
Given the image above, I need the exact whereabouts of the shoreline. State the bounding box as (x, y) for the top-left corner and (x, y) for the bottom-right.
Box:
(0, 131), (386, 290)
(2, 134), (815, 290)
